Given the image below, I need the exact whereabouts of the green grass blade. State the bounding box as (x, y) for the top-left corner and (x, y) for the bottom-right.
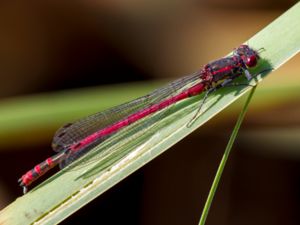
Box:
(0, 3), (300, 225)
(198, 86), (257, 225)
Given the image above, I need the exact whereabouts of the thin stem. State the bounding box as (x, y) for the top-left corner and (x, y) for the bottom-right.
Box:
(198, 86), (257, 225)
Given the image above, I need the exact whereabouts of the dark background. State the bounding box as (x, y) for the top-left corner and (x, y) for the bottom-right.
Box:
(0, 1), (299, 225)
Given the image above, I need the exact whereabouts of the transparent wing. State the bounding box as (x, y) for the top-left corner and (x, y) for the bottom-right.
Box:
(52, 72), (202, 168)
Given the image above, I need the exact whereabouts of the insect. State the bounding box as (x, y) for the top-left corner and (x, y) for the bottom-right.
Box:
(19, 44), (261, 194)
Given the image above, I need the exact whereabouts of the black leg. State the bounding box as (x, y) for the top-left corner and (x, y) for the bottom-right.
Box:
(223, 83), (256, 88)
(186, 87), (216, 128)
(185, 68), (273, 128)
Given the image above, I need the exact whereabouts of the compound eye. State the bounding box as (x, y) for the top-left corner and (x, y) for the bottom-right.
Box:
(246, 55), (257, 67)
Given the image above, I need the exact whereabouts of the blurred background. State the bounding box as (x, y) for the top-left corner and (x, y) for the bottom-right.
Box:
(0, 1), (299, 225)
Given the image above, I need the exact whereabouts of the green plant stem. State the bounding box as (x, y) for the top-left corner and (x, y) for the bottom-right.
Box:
(198, 85), (257, 225)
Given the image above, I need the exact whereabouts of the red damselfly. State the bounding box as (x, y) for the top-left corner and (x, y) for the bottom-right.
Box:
(19, 44), (262, 194)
